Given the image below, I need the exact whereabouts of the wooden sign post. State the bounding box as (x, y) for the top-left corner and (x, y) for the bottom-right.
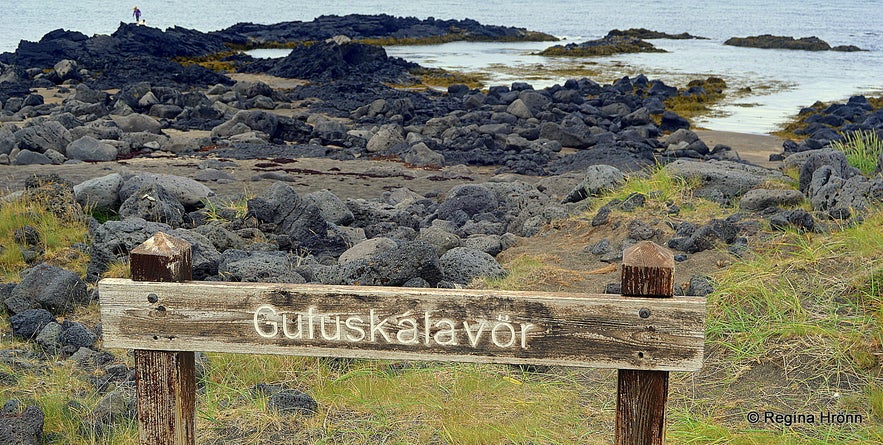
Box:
(99, 233), (705, 445)
(128, 233), (196, 445)
(616, 242), (677, 445)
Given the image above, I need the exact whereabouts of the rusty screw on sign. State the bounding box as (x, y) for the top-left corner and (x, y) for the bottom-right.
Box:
(147, 293), (159, 304)
(639, 308), (651, 319)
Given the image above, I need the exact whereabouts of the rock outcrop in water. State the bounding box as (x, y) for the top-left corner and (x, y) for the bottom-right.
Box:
(539, 34), (666, 57)
(606, 28), (707, 40)
(724, 34), (864, 52)
(212, 14), (558, 47)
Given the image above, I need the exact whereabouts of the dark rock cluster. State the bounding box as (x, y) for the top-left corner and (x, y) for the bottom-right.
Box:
(779, 95), (882, 154)
(606, 28), (708, 40)
(212, 14), (557, 47)
(0, 401), (44, 445)
(1, 58), (738, 177)
(0, 14), (556, 94)
(539, 34), (666, 57)
(724, 34), (864, 52)
(0, 24), (233, 91)
(771, 95), (883, 219)
(242, 40), (419, 84)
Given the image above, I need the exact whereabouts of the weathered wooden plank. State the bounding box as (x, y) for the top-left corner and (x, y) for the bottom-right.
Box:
(616, 241), (676, 445)
(130, 232), (196, 445)
(98, 279), (705, 371)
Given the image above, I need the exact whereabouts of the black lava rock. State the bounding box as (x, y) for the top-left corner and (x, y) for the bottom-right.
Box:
(9, 309), (56, 339)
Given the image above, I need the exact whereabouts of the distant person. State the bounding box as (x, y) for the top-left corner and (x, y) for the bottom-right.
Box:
(133, 6), (142, 23)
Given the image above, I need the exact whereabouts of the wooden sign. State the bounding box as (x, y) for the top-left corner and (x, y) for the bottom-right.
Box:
(98, 279), (705, 371)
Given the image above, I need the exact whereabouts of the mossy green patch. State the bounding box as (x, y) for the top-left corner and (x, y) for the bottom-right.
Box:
(484, 62), (602, 82)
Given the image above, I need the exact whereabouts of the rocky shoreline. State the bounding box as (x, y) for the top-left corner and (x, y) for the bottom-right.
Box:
(1, 16), (883, 442)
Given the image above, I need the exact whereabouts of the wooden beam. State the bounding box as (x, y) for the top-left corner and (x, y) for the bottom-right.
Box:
(616, 241), (680, 445)
(129, 232), (196, 445)
(98, 278), (705, 371)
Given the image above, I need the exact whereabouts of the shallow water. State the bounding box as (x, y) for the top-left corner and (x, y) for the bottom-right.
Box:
(3, 0), (882, 134)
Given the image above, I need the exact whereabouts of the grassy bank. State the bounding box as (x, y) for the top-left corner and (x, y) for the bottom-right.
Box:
(1, 169), (881, 443)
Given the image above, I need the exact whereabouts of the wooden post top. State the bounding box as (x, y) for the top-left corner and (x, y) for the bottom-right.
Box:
(623, 241), (675, 270)
(621, 241), (675, 298)
(130, 232), (192, 283)
(131, 232), (192, 258)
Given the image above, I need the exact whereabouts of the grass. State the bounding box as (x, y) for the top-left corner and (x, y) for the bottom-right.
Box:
(0, 343), (139, 444)
(480, 253), (587, 291)
(583, 163), (723, 220)
(197, 356), (599, 444)
(691, 217), (883, 442)
(201, 193), (252, 222)
(830, 130), (882, 175)
(0, 185), (90, 281)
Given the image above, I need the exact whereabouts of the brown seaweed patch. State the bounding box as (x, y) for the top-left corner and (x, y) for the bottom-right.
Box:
(174, 50), (242, 73)
(663, 77), (728, 121)
(539, 36), (666, 57)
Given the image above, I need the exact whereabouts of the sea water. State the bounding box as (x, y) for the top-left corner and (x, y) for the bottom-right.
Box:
(2, 0), (881, 133)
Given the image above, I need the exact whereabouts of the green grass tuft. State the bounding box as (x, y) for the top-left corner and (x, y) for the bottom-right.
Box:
(201, 193), (252, 222)
(830, 130), (882, 176)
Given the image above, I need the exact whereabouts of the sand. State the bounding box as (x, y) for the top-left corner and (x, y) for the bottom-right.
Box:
(694, 129), (783, 168)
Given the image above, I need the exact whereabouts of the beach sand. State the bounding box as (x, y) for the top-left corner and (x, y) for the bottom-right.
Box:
(694, 129), (783, 168)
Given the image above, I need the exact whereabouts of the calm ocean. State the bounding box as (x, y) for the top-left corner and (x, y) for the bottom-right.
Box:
(2, 0), (881, 133)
